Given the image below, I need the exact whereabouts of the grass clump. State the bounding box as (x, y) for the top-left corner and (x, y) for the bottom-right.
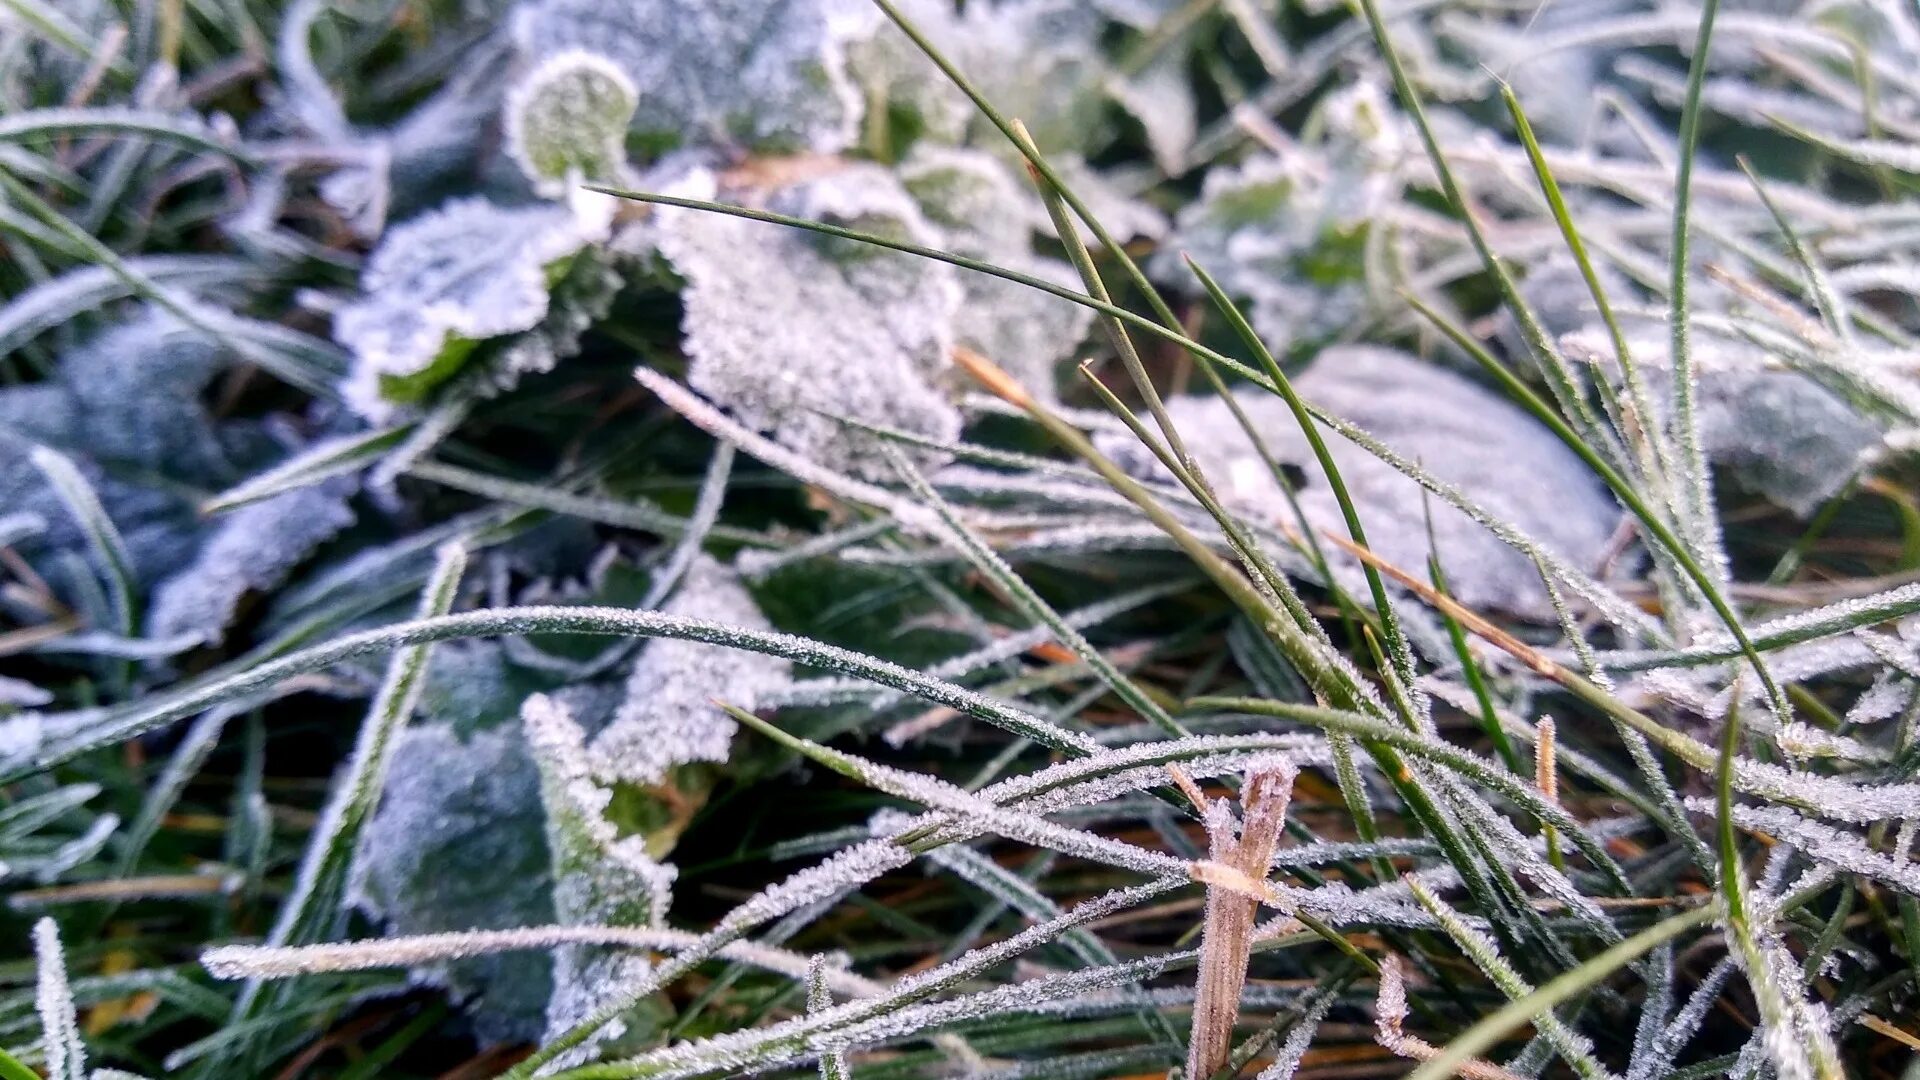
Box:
(3, 0), (1920, 1077)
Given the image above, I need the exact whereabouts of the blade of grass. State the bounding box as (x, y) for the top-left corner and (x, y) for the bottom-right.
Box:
(1666, 0), (1726, 556)
(1404, 905), (1716, 1080)
(1500, 81), (1674, 491)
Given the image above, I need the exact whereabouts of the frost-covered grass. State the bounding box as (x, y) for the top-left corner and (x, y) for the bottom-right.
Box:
(4, 0), (1920, 1077)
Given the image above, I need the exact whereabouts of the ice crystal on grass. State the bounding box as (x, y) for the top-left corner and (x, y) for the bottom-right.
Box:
(513, 0), (878, 155)
(33, 918), (85, 1080)
(590, 556), (789, 784)
(1099, 346), (1621, 617)
(147, 480), (356, 646)
(336, 196), (610, 419)
(505, 50), (639, 196)
(657, 165), (963, 479)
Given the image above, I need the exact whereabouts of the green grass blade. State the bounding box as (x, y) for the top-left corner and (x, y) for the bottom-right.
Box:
(1186, 254), (1418, 699)
(1500, 81), (1674, 491)
(1666, 0), (1726, 563)
(1404, 905), (1716, 1080)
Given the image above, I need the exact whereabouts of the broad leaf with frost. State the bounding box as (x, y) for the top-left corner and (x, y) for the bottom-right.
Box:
(505, 50), (638, 196)
(1561, 326), (1884, 516)
(655, 165), (963, 479)
(335, 196), (611, 419)
(350, 717), (558, 1043)
(590, 555), (789, 784)
(1157, 146), (1388, 351)
(899, 146), (1092, 400)
(1100, 346), (1621, 618)
(146, 480), (357, 646)
(524, 692), (675, 1063)
(850, 0), (1110, 158)
(512, 0), (878, 155)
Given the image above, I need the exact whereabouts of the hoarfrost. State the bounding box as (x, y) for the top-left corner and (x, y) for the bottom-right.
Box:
(1563, 327), (1885, 516)
(33, 918), (85, 1080)
(849, 0), (1111, 158)
(350, 722), (556, 1044)
(146, 480), (357, 646)
(899, 147), (1093, 399)
(513, 0), (878, 155)
(505, 50), (639, 196)
(589, 556), (790, 784)
(1155, 152), (1377, 350)
(657, 164), (963, 479)
(1097, 346), (1621, 618)
(523, 692), (675, 1065)
(336, 196), (610, 419)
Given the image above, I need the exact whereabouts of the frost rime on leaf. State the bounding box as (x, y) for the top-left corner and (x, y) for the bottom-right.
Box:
(1156, 153), (1381, 351)
(900, 147), (1094, 400)
(657, 166), (963, 480)
(1098, 346), (1621, 618)
(590, 556), (789, 784)
(523, 692), (677, 1064)
(512, 0), (878, 155)
(505, 50), (639, 196)
(335, 196), (610, 419)
(349, 722), (557, 1044)
(147, 480), (356, 646)
(849, 0), (1111, 158)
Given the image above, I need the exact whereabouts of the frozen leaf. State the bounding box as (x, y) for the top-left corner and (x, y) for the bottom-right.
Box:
(523, 692), (676, 1063)
(657, 165), (963, 479)
(336, 196), (611, 419)
(1563, 327), (1885, 516)
(146, 480), (357, 646)
(1098, 346), (1622, 618)
(850, 0), (1111, 159)
(350, 721), (557, 1044)
(505, 49), (639, 196)
(1155, 149), (1380, 351)
(590, 556), (790, 784)
(899, 146), (1093, 400)
(513, 0), (878, 155)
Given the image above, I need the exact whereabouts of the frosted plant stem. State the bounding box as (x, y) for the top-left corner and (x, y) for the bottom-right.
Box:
(640, 441), (734, 609)
(14, 603), (1105, 778)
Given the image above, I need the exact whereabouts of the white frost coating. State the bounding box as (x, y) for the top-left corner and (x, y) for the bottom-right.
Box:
(513, 0), (878, 155)
(1258, 988), (1336, 1080)
(505, 50), (639, 196)
(1563, 327), (1886, 517)
(1098, 346), (1621, 618)
(849, 0), (1112, 159)
(336, 196), (608, 419)
(718, 839), (915, 934)
(1698, 800), (1920, 894)
(589, 556), (789, 784)
(656, 165), (963, 480)
(203, 926), (875, 998)
(1155, 153), (1376, 351)
(147, 481), (356, 646)
(33, 918), (85, 1080)
(616, 879), (1178, 1078)
(899, 147), (1093, 400)
(523, 693), (676, 1067)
